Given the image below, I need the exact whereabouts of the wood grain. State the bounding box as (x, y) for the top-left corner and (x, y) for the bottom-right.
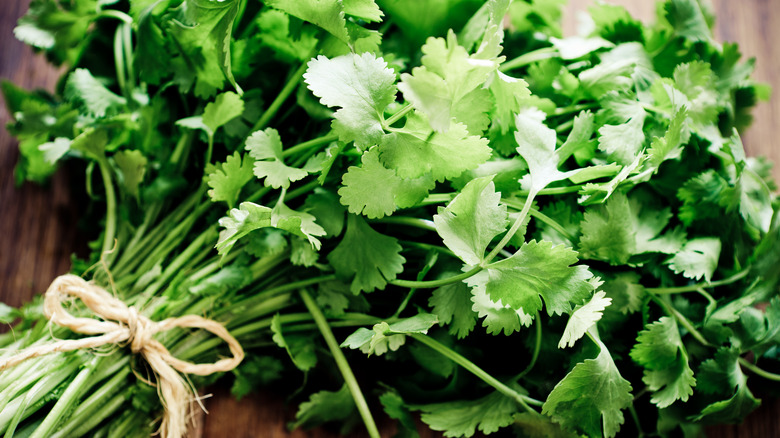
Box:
(1, 1), (778, 437)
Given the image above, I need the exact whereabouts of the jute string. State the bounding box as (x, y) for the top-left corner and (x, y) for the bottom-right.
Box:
(0, 274), (244, 438)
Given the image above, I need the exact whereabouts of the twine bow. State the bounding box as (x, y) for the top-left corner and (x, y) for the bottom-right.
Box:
(0, 274), (244, 438)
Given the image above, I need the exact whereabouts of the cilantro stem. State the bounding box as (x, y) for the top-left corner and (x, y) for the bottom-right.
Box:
(251, 62), (307, 133)
(517, 185), (582, 196)
(420, 193), (455, 205)
(398, 241), (456, 258)
(97, 160), (118, 261)
(514, 312), (542, 380)
(113, 26), (128, 101)
(300, 290), (381, 438)
(738, 357), (780, 382)
(409, 333), (543, 413)
(388, 266), (482, 289)
(484, 191), (536, 265)
(500, 47), (559, 72)
(282, 133), (339, 158)
(383, 103), (414, 128)
(29, 357), (98, 438)
(285, 178), (321, 202)
(504, 198), (576, 243)
(628, 405), (645, 437)
(554, 118), (575, 133)
(553, 102), (596, 117)
(371, 217), (436, 232)
(645, 269), (749, 294)
(97, 10), (133, 24)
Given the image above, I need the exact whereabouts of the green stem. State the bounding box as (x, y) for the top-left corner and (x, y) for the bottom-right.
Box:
(251, 62), (307, 132)
(645, 269), (750, 294)
(383, 103), (414, 128)
(122, 23), (134, 92)
(97, 10), (133, 24)
(518, 185), (582, 196)
(484, 191), (536, 264)
(628, 405), (645, 437)
(500, 47), (559, 72)
(515, 312), (542, 380)
(530, 208), (576, 242)
(388, 266), (482, 289)
(553, 102), (596, 117)
(285, 178), (320, 202)
(738, 357), (780, 382)
(300, 290), (381, 438)
(554, 118), (575, 133)
(98, 160), (118, 260)
(371, 216), (436, 232)
(282, 133), (339, 158)
(112, 27), (128, 100)
(409, 333), (543, 412)
(420, 193), (455, 205)
(29, 358), (99, 438)
(205, 133), (215, 165)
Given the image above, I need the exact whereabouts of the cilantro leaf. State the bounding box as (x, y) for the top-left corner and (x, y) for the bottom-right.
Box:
(630, 317), (696, 408)
(597, 112), (647, 165)
(418, 391), (518, 437)
(433, 176), (508, 265)
(304, 53), (397, 148)
(64, 69), (126, 118)
(289, 384), (357, 430)
(666, 237), (721, 282)
(514, 111), (581, 194)
(206, 151), (253, 207)
(341, 314), (438, 355)
(694, 347), (760, 423)
(647, 108), (690, 169)
(429, 280), (478, 339)
(465, 240), (595, 317)
(246, 128), (308, 189)
(559, 291), (612, 348)
(264, 0), (350, 44)
(114, 149), (148, 200)
(328, 214), (405, 293)
(543, 335), (633, 438)
(379, 112), (492, 181)
(216, 202), (273, 257)
(271, 314), (318, 371)
(166, 0), (242, 97)
(271, 200), (326, 250)
(470, 281), (533, 335)
(601, 272), (644, 314)
(202, 92), (244, 134)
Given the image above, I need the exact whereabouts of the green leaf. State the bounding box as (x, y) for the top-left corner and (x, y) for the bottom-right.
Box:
(64, 69), (126, 118)
(465, 240), (595, 316)
(429, 279), (478, 339)
(601, 272), (644, 314)
(206, 152), (253, 207)
(231, 356), (283, 400)
(597, 112), (646, 165)
(694, 347), (760, 423)
(470, 281), (533, 335)
(380, 391), (419, 438)
(513, 412), (575, 438)
(271, 314), (318, 372)
(264, 0), (350, 44)
(39, 137), (71, 165)
(343, 0), (383, 22)
(543, 335), (633, 438)
(341, 315), (437, 356)
(290, 384), (357, 429)
(304, 53), (397, 148)
(166, 0), (242, 97)
(418, 391), (518, 437)
(328, 214), (405, 293)
(489, 71), (531, 132)
(433, 176), (508, 265)
(0, 303), (21, 324)
(216, 202), (273, 257)
(271, 200), (326, 250)
(559, 291), (612, 348)
(202, 91), (244, 133)
(304, 188), (345, 238)
(246, 128), (308, 189)
(630, 317), (696, 408)
(667, 237), (721, 282)
(338, 147), (433, 219)
(71, 129), (108, 161)
(664, 0), (712, 42)
(114, 150), (148, 200)
(379, 112), (491, 181)
(514, 111), (580, 194)
(647, 107), (690, 169)
(398, 31), (497, 132)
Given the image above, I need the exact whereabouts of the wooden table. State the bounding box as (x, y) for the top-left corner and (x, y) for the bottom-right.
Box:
(1, 1), (779, 436)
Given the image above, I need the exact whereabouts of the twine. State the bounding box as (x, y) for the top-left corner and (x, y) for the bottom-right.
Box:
(0, 274), (244, 438)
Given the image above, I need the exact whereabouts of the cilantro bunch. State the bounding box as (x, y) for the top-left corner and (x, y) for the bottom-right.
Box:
(2, 0), (780, 437)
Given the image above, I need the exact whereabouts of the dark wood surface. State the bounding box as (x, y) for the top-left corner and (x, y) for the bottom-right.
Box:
(1, 1), (779, 437)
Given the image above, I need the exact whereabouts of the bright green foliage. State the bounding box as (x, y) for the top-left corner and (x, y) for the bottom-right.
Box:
(206, 152), (253, 207)
(429, 280), (477, 339)
(543, 337), (633, 438)
(630, 317), (696, 408)
(13, 0), (99, 64)
(289, 384), (357, 429)
(514, 111), (581, 194)
(114, 150), (148, 200)
(513, 412), (575, 438)
(328, 215), (405, 293)
(379, 391), (419, 438)
(271, 314), (318, 371)
(341, 314), (438, 355)
(663, 0), (712, 42)
(246, 128), (308, 189)
(264, 0), (350, 44)
(647, 108), (690, 168)
(418, 391), (518, 437)
(465, 240), (595, 316)
(433, 176), (507, 265)
(338, 147), (433, 218)
(694, 347), (760, 423)
(667, 237), (721, 282)
(379, 112), (491, 181)
(64, 69), (126, 118)
(398, 31), (497, 132)
(202, 92), (244, 134)
(489, 71), (531, 132)
(304, 53), (397, 148)
(470, 281), (533, 335)
(271, 200), (326, 250)
(167, 0), (242, 97)
(600, 272), (644, 314)
(597, 112), (646, 165)
(216, 202), (273, 256)
(559, 291), (612, 348)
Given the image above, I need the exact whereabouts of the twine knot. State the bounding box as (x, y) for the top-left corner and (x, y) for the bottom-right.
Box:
(0, 274), (244, 438)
